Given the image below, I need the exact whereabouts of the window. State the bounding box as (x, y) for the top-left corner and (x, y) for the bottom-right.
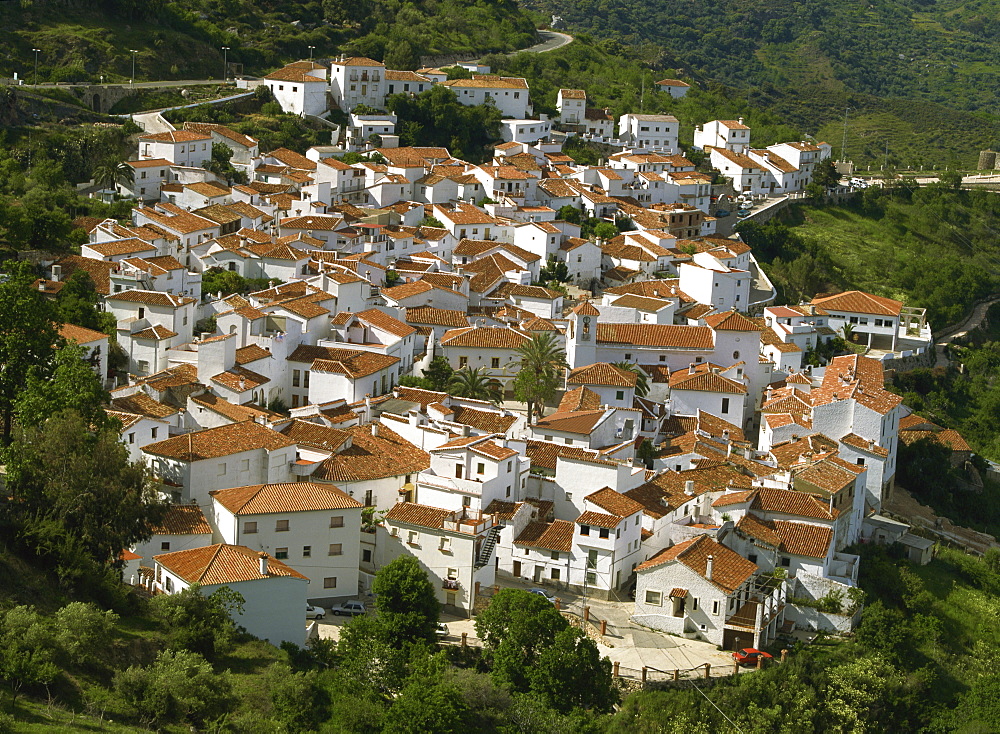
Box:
(599, 528), (610, 539)
(408, 531), (418, 545)
(721, 398), (730, 414)
(303, 546), (311, 558)
(660, 355), (666, 362)
(459, 356), (469, 368)
(462, 496), (471, 507)
(165, 577), (173, 592)
(328, 543), (343, 556)
(506, 486), (511, 497)
(292, 369), (301, 387)
(692, 597), (699, 611)
(587, 549), (598, 568)
(616, 390), (625, 400)
(624, 353), (632, 360)
(645, 590), (662, 606)
(780, 557), (791, 567)
(491, 357), (500, 368)
(586, 571), (597, 585)
(551, 568), (561, 580)
(733, 350), (740, 359)
(362, 549), (372, 563)
(275, 548), (289, 559)
(244, 521), (258, 534)
(240, 459), (250, 471)
(330, 516), (344, 528)
(324, 577), (337, 589)
(276, 519), (289, 532)
(440, 537), (452, 552)
(748, 553), (758, 564)
(217, 462), (227, 476)
(580, 524), (590, 536)
(161, 541), (171, 551)
(551, 551), (560, 560)
(476, 462), (485, 475)
(304, 371), (310, 389)
(856, 457), (865, 466)
(712, 600), (720, 615)
(128, 433), (135, 444)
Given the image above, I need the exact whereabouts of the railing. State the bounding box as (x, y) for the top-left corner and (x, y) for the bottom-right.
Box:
(442, 578), (460, 590)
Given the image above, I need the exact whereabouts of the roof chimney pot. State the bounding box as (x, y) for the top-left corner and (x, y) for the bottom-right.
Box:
(258, 553), (268, 576)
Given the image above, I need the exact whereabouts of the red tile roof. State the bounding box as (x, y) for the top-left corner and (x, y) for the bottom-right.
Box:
(210, 481), (361, 514)
(155, 544), (307, 584)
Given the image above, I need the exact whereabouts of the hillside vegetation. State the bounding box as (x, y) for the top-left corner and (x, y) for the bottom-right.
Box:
(525, 0), (1000, 168)
(0, 0), (537, 84)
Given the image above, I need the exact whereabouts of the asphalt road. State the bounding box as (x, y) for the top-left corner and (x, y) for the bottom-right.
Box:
(22, 79), (228, 89)
(517, 30), (574, 54)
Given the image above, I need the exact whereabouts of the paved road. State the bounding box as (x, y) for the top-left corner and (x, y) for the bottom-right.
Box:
(933, 296), (1000, 367)
(22, 79), (227, 90)
(518, 30), (573, 54)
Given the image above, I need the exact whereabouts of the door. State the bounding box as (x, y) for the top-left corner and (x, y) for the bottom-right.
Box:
(533, 565), (543, 582)
(513, 561), (521, 577)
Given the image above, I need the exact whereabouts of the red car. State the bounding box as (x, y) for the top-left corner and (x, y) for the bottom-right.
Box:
(732, 648), (773, 666)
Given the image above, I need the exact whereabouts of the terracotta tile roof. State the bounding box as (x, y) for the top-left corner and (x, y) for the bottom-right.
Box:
(484, 499), (520, 521)
(110, 391), (180, 418)
(59, 323), (107, 345)
(899, 428), (971, 452)
(839, 433), (890, 457)
(140, 130), (211, 143)
(86, 238), (158, 257)
(152, 504), (212, 535)
(704, 311), (761, 332)
(752, 487), (838, 520)
(138, 204), (217, 234)
(576, 510), (623, 529)
(669, 369), (747, 395)
(491, 282), (560, 300)
(384, 502), (453, 530)
(355, 308), (416, 338)
(268, 148), (318, 171)
(313, 424), (430, 482)
(211, 367), (269, 393)
(559, 386), (602, 412)
(235, 344), (272, 365)
(514, 519), (574, 552)
(559, 88), (586, 99)
(524, 439), (613, 472)
(441, 75), (528, 89)
(610, 294), (673, 312)
(636, 535), (757, 593)
(54, 256), (116, 295)
(288, 344), (398, 378)
(189, 394), (281, 424)
(736, 515), (832, 559)
(132, 324), (178, 341)
(336, 57), (384, 67)
(183, 122), (257, 150)
(279, 420), (352, 451)
(597, 323), (713, 349)
(586, 487), (643, 516)
(405, 306), (469, 328)
(211, 481), (361, 515)
(792, 461), (855, 499)
(450, 406), (517, 434)
(568, 362), (637, 388)
(811, 290), (903, 317)
(155, 544), (307, 584)
(265, 65), (328, 83)
(440, 325), (530, 350)
(655, 78), (690, 87)
(711, 490), (755, 508)
(395, 386), (449, 408)
(533, 409), (608, 436)
(144, 421), (294, 461)
(109, 289), (195, 307)
(622, 482), (674, 519)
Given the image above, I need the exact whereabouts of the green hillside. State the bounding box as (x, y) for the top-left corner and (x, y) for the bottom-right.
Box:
(0, 0), (538, 84)
(525, 0), (1000, 168)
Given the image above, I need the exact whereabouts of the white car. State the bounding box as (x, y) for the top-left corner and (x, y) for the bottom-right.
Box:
(528, 588), (556, 604)
(435, 622), (449, 638)
(305, 604), (326, 620)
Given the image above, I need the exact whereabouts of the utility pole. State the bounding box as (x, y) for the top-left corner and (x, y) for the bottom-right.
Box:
(222, 46), (230, 82)
(884, 140), (889, 170)
(130, 49), (139, 88)
(32, 48), (41, 85)
(640, 74), (645, 114)
(308, 45), (315, 62)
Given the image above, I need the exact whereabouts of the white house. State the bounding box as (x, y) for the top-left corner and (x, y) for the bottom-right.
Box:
(556, 89), (587, 126)
(264, 61), (330, 117)
(131, 503), (213, 566)
(693, 119), (751, 154)
(330, 56), (386, 112)
(654, 78), (690, 98)
(617, 114), (679, 153)
(439, 76), (530, 119)
(152, 544), (308, 647)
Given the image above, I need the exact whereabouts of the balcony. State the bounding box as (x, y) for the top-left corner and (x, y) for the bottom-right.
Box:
(442, 578), (460, 590)
(441, 507), (495, 535)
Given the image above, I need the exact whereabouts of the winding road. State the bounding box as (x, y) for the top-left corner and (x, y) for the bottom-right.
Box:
(933, 296), (1000, 367)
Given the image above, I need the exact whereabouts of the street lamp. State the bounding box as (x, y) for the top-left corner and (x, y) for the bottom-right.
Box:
(32, 48), (41, 86)
(129, 49), (139, 89)
(308, 45), (315, 62)
(221, 46), (230, 82)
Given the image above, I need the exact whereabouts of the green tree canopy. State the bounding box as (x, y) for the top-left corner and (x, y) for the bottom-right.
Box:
(448, 367), (503, 403)
(512, 332), (567, 423)
(151, 585), (244, 661)
(529, 627), (615, 713)
(16, 343), (110, 430)
(371, 555), (441, 646)
(422, 355), (454, 391)
(612, 361), (649, 398)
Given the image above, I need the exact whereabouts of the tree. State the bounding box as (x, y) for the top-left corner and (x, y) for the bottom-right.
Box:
(529, 628), (615, 713)
(53, 602), (118, 666)
(512, 332), (567, 423)
(371, 555), (441, 646)
(448, 367), (503, 403)
(383, 678), (471, 733)
(203, 142), (247, 185)
(612, 361), (649, 398)
(538, 256), (569, 283)
(0, 606), (60, 708)
(16, 344), (110, 430)
(418, 215), (444, 228)
(0, 262), (59, 444)
(92, 158), (134, 191)
(399, 375), (435, 390)
(150, 585), (244, 660)
(592, 221), (618, 240)
(6, 411), (165, 588)
(813, 158), (841, 189)
(556, 205), (583, 224)
(474, 588), (569, 692)
(636, 438), (657, 469)
(55, 271), (108, 331)
(113, 649), (234, 728)
(423, 356), (454, 391)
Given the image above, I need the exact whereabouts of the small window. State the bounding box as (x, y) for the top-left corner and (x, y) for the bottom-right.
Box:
(692, 597), (699, 611)
(491, 357), (500, 368)
(160, 541), (171, 551)
(330, 516), (344, 528)
(586, 571), (597, 585)
(599, 528), (610, 539)
(303, 546), (312, 558)
(551, 568), (561, 580)
(328, 543), (343, 556)
(748, 553), (758, 564)
(244, 521), (257, 534)
(616, 390), (625, 400)
(324, 577), (337, 589)
(151, 427), (158, 439)
(477, 462), (485, 475)
(275, 547), (289, 559)
(276, 519), (289, 532)
(408, 530), (418, 545)
(217, 463), (227, 476)
(551, 551), (560, 561)
(780, 557), (791, 567)
(240, 459), (249, 471)
(645, 590), (662, 606)
(362, 549), (372, 563)
(459, 356), (469, 368)
(712, 600), (720, 615)
(580, 525), (590, 536)
(721, 398), (730, 414)
(165, 577), (173, 592)
(128, 433), (135, 444)
(733, 351), (740, 359)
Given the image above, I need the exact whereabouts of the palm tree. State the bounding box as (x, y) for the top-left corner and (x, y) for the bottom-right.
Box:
(447, 367), (503, 403)
(841, 323), (856, 343)
(513, 332), (568, 423)
(612, 361), (650, 398)
(92, 159), (134, 193)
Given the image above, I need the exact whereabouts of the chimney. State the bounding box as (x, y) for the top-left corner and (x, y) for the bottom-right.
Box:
(258, 552), (268, 576)
(38, 281), (46, 292)
(239, 376), (246, 391)
(51, 264), (62, 282)
(684, 480), (695, 496)
(201, 332), (211, 341)
(371, 422), (379, 437)
(727, 442), (733, 457)
(688, 363), (696, 374)
(722, 429), (730, 442)
(706, 554), (714, 580)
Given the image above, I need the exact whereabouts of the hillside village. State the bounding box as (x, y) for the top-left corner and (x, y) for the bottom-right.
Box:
(39, 55), (956, 653)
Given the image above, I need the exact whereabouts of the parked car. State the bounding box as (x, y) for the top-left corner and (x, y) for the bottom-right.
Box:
(732, 648), (773, 666)
(714, 209), (731, 217)
(329, 600), (367, 617)
(435, 622), (449, 638)
(305, 604), (326, 620)
(528, 588), (556, 604)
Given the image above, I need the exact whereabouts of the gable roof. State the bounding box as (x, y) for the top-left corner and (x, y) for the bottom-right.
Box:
(735, 515), (832, 559)
(143, 421), (294, 461)
(514, 519), (574, 552)
(152, 504), (212, 535)
(811, 290), (903, 317)
(636, 535), (757, 593)
(155, 544), (307, 584)
(210, 482), (361, 515)
(312, 424), (430, 483)
(568, 362), (637, 388)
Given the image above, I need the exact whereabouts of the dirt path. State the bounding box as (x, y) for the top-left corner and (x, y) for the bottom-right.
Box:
(933, 296), (1000, 367)
(885, 486), (998, 555)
